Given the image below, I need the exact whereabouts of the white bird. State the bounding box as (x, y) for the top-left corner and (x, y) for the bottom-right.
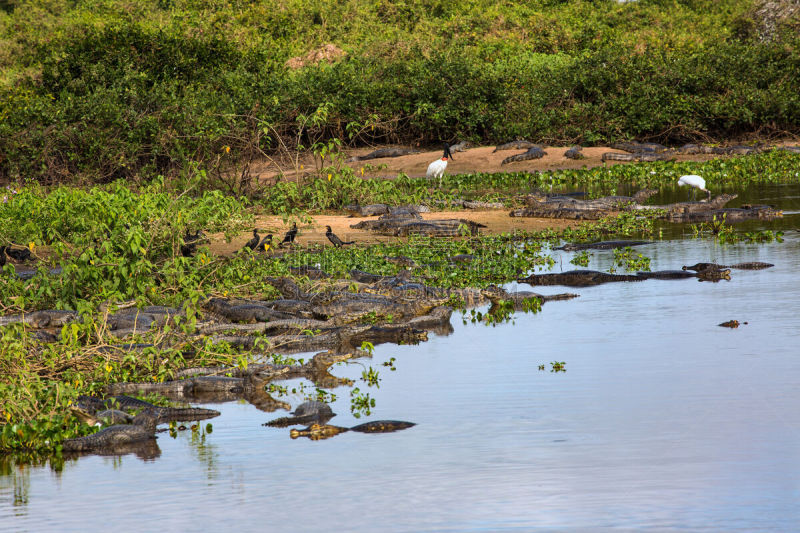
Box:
(677, 174), (710, 201)
(426, 142), (453, 179)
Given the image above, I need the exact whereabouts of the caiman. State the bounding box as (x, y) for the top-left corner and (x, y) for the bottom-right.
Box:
(519, 269), (644, 287)
(611, 142), (669, 153)
(264, 401), (336, 427)
(682, 262), (773, 271)
(602, 152), (674, 162)
(449, 140), (472, 152)
(289, 421), (416, 440)
(62, 409), (160, 452)
(493, 140), (538, 152)
(346, 147), (420, 162)
(555, 240), (652, 252)
(501, 146), (547, 165)
(75, 395), (220, 423)
(564, 146), (585, 160)
(480, 286), (579, 308)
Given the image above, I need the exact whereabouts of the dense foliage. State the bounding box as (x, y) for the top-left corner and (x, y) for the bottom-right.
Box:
(1, 0), (798, 183)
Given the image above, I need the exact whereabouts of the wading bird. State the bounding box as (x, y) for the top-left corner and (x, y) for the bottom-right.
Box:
(258, 233), (273, 252)
(242, 229), (260, 251)
(426, 142), (453, 179)
(325, 226), (354, 248)
(280, 223), (298, 246)
(678, 174), (710, 201)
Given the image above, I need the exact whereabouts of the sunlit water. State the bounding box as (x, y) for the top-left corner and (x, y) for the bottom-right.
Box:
(2, 184), (800, 531)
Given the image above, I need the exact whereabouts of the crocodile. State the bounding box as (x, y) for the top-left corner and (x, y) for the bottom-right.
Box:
(564, 146), (585, 160)
(264, 401), (336, 427)
(519, 269), (644, 287)
(501, 146), (546, 165)
(555, 240), (652, 251)
(289, 420), (416, 440)
(346, 147), (420, 162)
(62, 409), (159, 452)
(601, 152), (674, 162)
(493, 140), (539, 152)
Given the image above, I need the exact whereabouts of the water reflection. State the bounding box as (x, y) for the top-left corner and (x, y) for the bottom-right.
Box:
(3, 184), (800, 530)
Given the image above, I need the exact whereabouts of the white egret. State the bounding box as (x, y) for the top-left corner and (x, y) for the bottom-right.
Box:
(426, 142), (453, 179)
(677, 174), (710, 201)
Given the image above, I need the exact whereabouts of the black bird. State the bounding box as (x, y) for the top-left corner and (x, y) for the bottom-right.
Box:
(0, 246), (6, 267)
(257, 234), (273, 252)
(4, 246), (31, 262)
(280, 223), (298, 246)
(180, 229), (205, 257)
(242, 229), (260, 251)
(325, 226), (354, 248)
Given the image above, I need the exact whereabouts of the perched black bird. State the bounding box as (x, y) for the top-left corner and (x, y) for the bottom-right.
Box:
(325, 226), (354, 248)
(180, 229), (205, 257)
(257, 234), (273, 252)
(242, 229), (260, 251)
(0, 246), (6, 267)
(280, 223), (298, 246)
(4, 246), (31, 262)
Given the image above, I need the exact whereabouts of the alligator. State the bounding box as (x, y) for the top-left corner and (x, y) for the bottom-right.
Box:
(346, 147), (420, 162)
(519, 269), (645, 287)
(501, 146), (546, 165)
(682, 262), (773, 271)
(601, 152), (674, 162)
(555, 240), (652, 251)
(62, 409), (159, 452)
(264, 401), (336, 427)
(493, 140), (539, 152)
(288, 420), (416, 440)
(564, 146), (585, 160)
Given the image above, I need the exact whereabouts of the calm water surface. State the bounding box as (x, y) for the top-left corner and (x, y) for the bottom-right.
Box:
(2, 184), (800, 531)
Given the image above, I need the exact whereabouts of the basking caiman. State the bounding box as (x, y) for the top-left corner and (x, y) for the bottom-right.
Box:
(564, 146), (585, 160)
(493, 140), (539, 152)
(501, 146), (546, 165)
(346, 147), (419, 162)
(62, 409), (160, 452)
(602, 152), (673, 162)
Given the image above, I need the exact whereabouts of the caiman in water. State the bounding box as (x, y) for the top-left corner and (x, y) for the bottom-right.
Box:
(62, 409), (160, 452)
(519, 270), (645, 287)
(289, 421), (416, 441)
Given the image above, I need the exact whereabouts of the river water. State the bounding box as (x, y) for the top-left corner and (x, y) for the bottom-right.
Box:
(2, 184), (800, 531)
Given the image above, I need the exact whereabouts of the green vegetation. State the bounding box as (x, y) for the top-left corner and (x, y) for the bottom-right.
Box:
(1, 0), (799, 184)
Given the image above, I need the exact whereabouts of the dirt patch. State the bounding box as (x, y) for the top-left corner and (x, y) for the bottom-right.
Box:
(285, 44), (346, 69)
(207, 210), (577, 255)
